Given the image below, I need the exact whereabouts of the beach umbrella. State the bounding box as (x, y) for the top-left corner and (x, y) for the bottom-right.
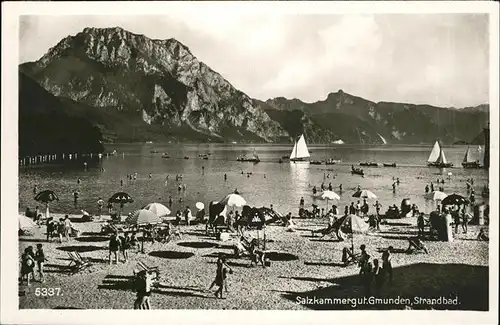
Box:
(335, 214), (369, 254)
(425, 191), (448, 201)
(108, 192), (134, 215)
(34, 190), (59, 219)
(442, 194), (469, 206)
(195, 202), (205, 210)
(142, 202), (171, 217)
(219, 193), (247, 208)
(125, 209), (162, 225)
(352, 190), (377, 199)
(257, 207), (281, 224)
(18, 215), (36, 230)
(320, 190), (340, 210)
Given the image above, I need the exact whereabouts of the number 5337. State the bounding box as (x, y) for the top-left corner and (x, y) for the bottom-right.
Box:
(35, 288), (62, 297)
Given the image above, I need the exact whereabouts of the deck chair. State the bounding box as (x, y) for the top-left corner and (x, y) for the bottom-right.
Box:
(406, 238), (429, 254)
(133, 261), (160, 281)
(237, 237), (267, 267)
(341, 247), (360, 266)
(67, 251), (91, 273)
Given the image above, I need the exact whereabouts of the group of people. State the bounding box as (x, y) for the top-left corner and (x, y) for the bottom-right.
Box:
(20, 244), (47, 285)
(46, 215), (76, 243)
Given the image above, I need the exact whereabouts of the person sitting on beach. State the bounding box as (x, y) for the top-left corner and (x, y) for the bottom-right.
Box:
(20, 246), (36, 286)
(407, 238), (428, 254)
(35, 243), (47, 283)
(477, 228), (489, 241)
(109, 232), (121, 264)
(175, 210), (182, 224)
(368, 215), (377, 230)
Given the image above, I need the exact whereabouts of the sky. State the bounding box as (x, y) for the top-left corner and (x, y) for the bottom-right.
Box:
(19, 14), (490, 107)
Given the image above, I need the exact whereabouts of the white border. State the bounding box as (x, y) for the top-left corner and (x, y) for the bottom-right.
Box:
(2, 1), (499, 325)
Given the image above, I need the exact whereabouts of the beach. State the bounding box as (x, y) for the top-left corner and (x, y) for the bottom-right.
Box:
(18, 211), (488, 310)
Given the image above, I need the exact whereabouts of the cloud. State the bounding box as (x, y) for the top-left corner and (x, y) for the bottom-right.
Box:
(19, 14), (489, 107)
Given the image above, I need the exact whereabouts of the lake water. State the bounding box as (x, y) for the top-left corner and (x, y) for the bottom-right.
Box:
(19, 144), (489, 216)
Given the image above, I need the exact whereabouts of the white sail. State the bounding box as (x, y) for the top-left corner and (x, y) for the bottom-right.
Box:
(289, 141), (298, 160)
(427, 141), (441, 163)
(463, 147), (471, 163)
(294, 134), (310, 159)
(439, 148), (448, 164)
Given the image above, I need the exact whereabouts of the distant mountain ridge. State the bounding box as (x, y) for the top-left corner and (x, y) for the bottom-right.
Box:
(20, 26), (489, 145)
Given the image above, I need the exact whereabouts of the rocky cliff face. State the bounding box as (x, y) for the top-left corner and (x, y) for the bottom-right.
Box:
(263, 90), (489, 144)
(20, 27), (287, 143)
(20, 26), (489, 145)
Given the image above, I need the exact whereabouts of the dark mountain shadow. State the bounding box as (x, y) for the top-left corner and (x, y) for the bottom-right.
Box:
(281, 263), (488, 310)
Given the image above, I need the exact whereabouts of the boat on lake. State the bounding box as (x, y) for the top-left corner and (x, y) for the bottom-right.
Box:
(237, 149), (260, 163)
(325, 159), (341, 165)
(161, 153), (170, 158)
(310, 160), (323, 165)
(351, 165), (364, 176)
(360, 162), (378, 167)
(427, 140), (453, 168)
(290, 134), (310, 162)
(462, 146), (481, 169)
(383, 163), (397, 167)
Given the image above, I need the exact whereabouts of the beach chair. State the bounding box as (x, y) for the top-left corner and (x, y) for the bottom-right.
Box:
(406, 238), (429, 254)
(67, 251), (91, 273)
(133, 261), (160, 282)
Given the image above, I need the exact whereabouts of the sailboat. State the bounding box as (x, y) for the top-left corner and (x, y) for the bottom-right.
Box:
(237, 148), (260, 163)
(427, 140), (453, 168)
(462, 146), (481, 169)
(290, 134), (310, 162)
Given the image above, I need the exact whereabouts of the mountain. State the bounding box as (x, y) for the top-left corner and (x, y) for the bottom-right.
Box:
(20, 27), (287, 143)
(19, 71), (104, 157)
(20, 26), (489, 145)
(262, 90), (489, 144)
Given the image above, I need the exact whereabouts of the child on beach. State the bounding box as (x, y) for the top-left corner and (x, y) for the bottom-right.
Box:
(372, 259), (384, 296)
(57, 218), (66, 243)
(35, 244), (47, 282)
(20, 246), (36, 285)
(120, 233), (130, 262)
(134, 270), (153, 309)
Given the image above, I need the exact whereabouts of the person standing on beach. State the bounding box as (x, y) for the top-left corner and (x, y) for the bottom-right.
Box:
(73, 190), (79, 208)
(77, 178), (81, 185)
(425, 185), (429, 194)
(97, 198), (104, 216)
(372, 259), (384, 296)
(109, 232), (121, 264)
(134, 270), (152, 309)
(417, 213), (425, 237)
(374, 201), (382, 216)
(344, 206), (349, 216)
(299, 197), (304, 208)
(349, 202), (355, 215)
(339, 184), (343, 193)
(120, 232), (130, 262)
(168, 196), (173, 208)
(33, 185), (38, 195)
(461, 208), (468, 234)
(430, 182), (434, 192)
(224, 173), (227, 181)
(392, 182), (396, 193)
(20, 247), (36, 286)
(355, 201), (361, 216)
(381, 247), (393, 283)
(184, 206), (192, 226)
(213, 256), (232, 299)
(35, 244), (47, 283)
